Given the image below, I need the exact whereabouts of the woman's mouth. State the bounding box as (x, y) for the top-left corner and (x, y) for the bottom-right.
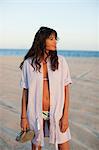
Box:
(52, 45), (56, 48)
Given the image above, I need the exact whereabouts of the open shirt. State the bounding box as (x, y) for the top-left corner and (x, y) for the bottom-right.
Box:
(20, 54), (72, 150)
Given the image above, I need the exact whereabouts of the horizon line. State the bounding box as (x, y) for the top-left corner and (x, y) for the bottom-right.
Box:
(0, 48), (99, 52)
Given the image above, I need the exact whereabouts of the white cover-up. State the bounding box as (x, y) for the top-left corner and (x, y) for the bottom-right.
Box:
(20, 54), (72, 150)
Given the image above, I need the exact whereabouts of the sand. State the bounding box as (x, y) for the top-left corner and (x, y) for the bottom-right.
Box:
(0, 56), (99, 150)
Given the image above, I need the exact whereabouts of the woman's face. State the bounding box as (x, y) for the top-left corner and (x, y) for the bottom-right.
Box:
(45, 33), (57, 51)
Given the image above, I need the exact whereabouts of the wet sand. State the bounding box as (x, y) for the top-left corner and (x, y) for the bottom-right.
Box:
(0, 56), (99, 150)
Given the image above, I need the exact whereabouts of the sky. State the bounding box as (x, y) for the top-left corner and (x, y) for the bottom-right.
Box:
(0, 0), (98, 50)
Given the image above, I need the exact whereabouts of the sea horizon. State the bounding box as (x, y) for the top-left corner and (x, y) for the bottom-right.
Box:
(0, 49), (99, 57)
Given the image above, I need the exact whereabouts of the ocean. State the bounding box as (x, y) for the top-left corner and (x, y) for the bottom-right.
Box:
(0, 49), (99, 57)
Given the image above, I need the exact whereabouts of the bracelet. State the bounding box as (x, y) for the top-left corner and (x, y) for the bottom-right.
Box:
(21, 116), (27, 119)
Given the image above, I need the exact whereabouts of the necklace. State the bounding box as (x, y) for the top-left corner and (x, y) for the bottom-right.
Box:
(43, 59), (47, 64)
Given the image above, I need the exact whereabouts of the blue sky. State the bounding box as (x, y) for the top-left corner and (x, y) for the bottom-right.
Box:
(0, 0), (98, 50)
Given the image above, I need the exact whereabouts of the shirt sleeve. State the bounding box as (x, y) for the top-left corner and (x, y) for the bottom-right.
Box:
(20, 60), (29, 89)
(63, 56), (72, 86)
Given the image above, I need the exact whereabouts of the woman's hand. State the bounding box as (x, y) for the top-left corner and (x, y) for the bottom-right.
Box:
(20, 118), (30, 131)
(59, 115), (69, 133)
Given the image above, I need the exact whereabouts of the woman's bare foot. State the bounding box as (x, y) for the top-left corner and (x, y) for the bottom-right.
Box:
(31, 143), (42, 150)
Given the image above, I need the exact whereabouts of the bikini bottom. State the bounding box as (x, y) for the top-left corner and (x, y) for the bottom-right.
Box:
(42, 111), (50, 137)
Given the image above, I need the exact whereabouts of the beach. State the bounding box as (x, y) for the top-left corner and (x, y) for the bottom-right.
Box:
(0, 56), (99, 150)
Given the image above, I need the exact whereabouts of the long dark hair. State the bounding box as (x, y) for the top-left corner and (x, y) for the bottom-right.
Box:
(19, 26), (59, 72)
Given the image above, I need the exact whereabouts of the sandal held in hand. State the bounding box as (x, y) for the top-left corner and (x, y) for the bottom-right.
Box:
(16, 128), (35, 143)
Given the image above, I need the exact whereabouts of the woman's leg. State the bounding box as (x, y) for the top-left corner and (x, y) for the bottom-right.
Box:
(58, 141), (70, 150)
(31, 143), (42, 150)
(31, 117), (50, 150)
(31, 119), (45, 150)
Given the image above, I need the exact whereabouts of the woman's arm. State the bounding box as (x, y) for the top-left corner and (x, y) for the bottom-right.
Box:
(59, 85), (70, 133)
(21, 88), (28, 118)
(63, 85), (69, 116)
(20, 88), (29, 131)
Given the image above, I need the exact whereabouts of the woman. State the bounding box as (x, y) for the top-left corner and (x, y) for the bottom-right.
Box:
(19, 26), (72, 150)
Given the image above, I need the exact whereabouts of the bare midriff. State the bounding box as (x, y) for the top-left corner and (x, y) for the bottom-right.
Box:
(42, 61), (50, 111)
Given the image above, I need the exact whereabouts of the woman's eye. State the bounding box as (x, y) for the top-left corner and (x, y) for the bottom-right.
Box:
(49, 36), (56, 40)
(49, 37), (53, 40)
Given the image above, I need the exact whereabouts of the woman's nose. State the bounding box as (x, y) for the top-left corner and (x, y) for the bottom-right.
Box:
(53, 39), (57, 45)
